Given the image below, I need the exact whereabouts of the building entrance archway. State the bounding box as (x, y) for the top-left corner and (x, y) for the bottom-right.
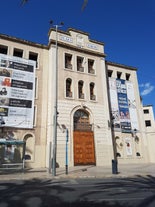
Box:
(73, 109), (96, 165)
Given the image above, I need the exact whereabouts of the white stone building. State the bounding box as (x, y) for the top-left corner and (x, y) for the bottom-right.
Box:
(0, 28), (154, 169)
(142, 105), (155, 162)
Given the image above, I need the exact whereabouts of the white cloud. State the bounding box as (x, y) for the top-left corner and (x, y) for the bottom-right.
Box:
(139, 82), (154, 96)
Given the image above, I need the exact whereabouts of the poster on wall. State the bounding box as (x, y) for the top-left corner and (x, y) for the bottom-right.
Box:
(108, 78), (121, 131)
(126, 81), (139, 131)
(116, 79), (131, 133)
(0, 54), (35, 128)
(125, 137), (132, 156)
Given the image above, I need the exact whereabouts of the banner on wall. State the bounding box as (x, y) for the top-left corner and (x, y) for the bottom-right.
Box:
(116, 79), (131, 133)
(108, 78), (139, 133)
(108, 78), (121, 131)
(0, 54), (35, 128)
(126, 81), (139, 131)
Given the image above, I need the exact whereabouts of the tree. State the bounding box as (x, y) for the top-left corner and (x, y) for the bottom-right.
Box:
(20, 0), (88, 10)
(81, 0), (88, 11)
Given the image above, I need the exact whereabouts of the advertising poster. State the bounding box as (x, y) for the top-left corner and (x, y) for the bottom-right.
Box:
(116, 79), (131, 133)
(125, 137), (133, 156)
(0, 54), (35, 128)
(108, 78), (121, 130)
(126, 81), (139, 131)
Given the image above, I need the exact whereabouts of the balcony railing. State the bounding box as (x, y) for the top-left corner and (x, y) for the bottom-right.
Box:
(77, 67), (84, 72)
(79, 93), (84, 99)
(90, 94), (96, 101)
(65, 63), (72, 69)
(66, 91), (72, 98)
(88, 68), (95, 74)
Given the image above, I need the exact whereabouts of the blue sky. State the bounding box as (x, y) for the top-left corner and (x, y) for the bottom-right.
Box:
(0, 0), (155, 114)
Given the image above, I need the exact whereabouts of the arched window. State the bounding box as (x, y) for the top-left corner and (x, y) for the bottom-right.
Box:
(23, 133), (35, 161)
(90, 82), (96, 100)
(74, 109), (92, 131)
(78, 80), (84, 99)
(66, 78), (72, 98)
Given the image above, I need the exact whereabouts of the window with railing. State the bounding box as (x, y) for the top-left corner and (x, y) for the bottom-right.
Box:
(66, 78), (72, 98)
(90, 82), (96, 101)
(88, 59), (95, 74)
(77, 56), (84, 72)
(65, 53), (72, 70)
(78, 80), (84, 99)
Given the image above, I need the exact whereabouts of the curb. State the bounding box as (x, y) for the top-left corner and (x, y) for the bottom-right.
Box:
(1, 172), (154, 181)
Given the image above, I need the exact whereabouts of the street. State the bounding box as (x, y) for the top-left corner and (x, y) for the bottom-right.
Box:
(1, 176), (155, 207)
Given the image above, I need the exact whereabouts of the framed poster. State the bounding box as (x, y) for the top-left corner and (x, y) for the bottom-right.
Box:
(0, 54), (35, 128)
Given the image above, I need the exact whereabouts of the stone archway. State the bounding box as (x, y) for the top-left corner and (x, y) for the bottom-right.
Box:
(73, 109), (96, 165)
(23, 133), (35, 162)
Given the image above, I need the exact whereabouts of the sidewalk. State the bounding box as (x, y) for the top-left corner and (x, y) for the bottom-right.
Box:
(1, 163), (155, 180)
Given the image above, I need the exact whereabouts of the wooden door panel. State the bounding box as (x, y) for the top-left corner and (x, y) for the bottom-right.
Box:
(74, 131), (95, 165)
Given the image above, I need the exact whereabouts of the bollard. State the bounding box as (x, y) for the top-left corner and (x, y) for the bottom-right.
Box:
(112, 159), (118, 174)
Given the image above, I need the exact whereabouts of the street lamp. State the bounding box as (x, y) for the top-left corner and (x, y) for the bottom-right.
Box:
(49, 20), (64, 176)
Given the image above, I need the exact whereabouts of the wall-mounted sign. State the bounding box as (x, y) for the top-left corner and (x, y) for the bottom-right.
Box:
(0, 54), (35, 128)
(59, 35), (73, 43)
(87, 43), (98, 50)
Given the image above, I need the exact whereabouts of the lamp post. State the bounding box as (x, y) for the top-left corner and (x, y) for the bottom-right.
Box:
(65, 128), (69, 175)
(50, 21), (64, 176)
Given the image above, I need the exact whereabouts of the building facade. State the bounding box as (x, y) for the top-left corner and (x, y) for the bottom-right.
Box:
(0, 28), (154, 169)
(0, 33), (49, 168)
(142, 105), (155, 162)
(106, 61), (149, 164)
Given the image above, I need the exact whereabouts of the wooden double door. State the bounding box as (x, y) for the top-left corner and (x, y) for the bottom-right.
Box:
(74, 131), (96, 165)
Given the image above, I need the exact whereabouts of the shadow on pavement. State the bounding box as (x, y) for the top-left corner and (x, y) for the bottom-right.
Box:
(0, 175), (155, 206)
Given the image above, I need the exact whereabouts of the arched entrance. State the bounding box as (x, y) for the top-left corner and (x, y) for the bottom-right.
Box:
(73, 109), (96, 165)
